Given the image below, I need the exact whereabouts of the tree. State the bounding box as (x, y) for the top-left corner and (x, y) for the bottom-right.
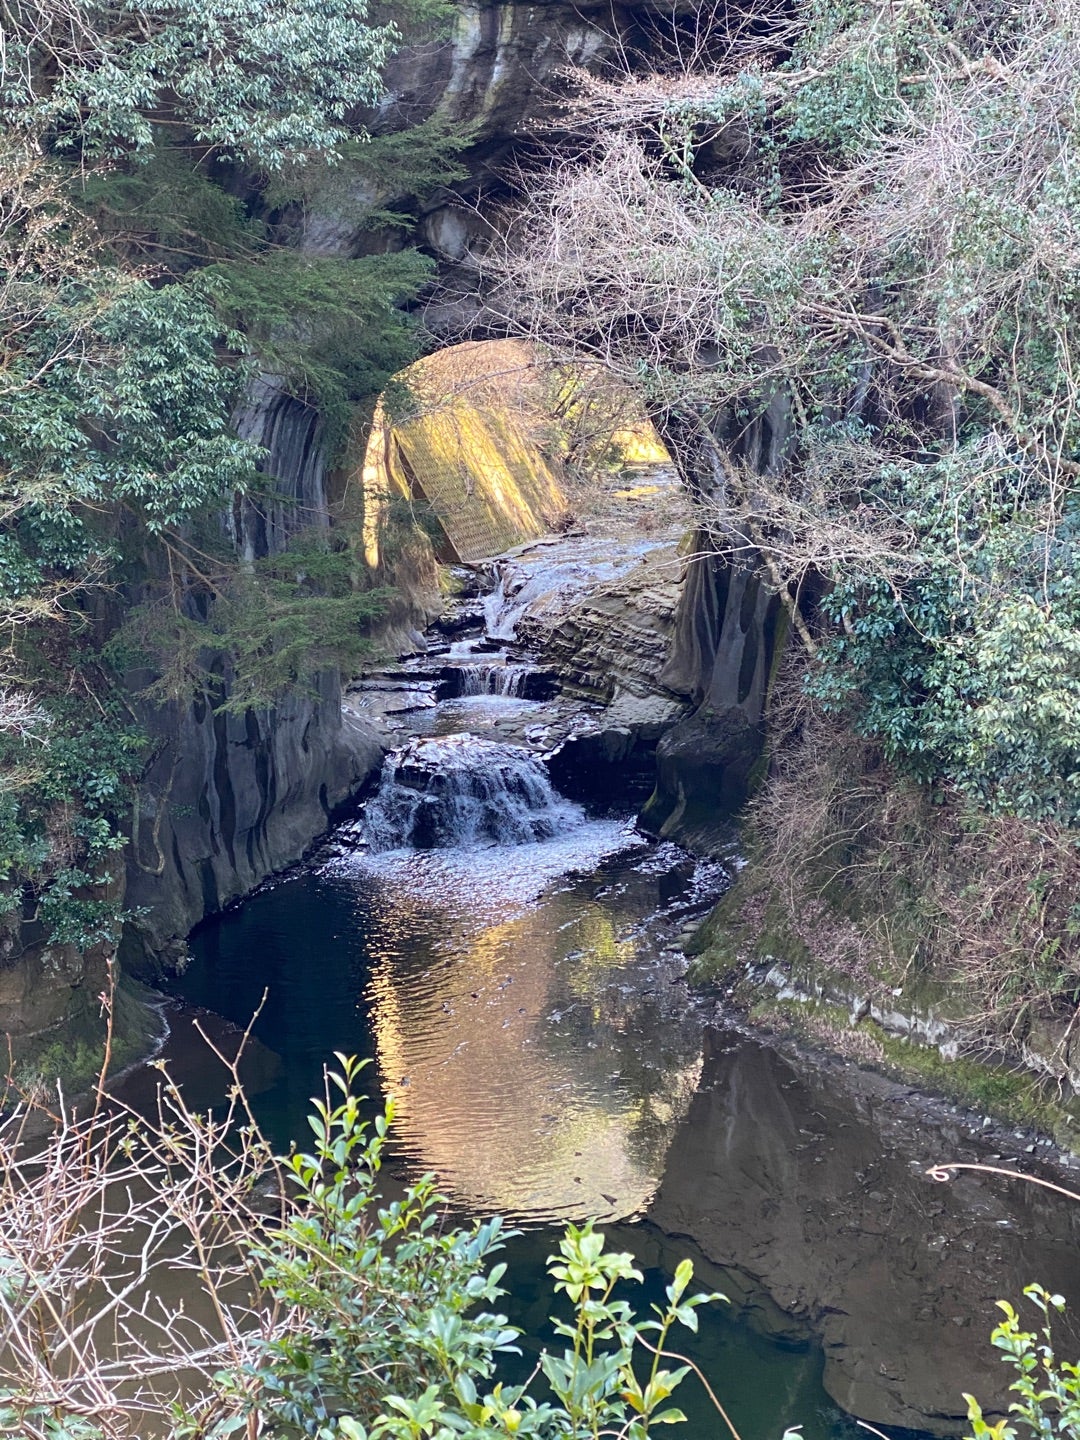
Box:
(1, 0), (401, 169)
(0, 0), (452, 949)
(487, 0), (1080, 824)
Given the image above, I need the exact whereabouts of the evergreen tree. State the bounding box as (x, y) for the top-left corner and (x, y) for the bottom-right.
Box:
(0, 0), (457, 944)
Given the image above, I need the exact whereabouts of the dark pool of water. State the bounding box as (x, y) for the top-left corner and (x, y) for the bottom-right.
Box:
(164, 788), (1080, 1440)
(168, 816), (862, 1440)
(175, 817), (709, 1215)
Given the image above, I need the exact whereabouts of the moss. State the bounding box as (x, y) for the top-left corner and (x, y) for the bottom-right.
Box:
(684, 870), (812, 984)
(685, 801), (954, 1004)
(637, 784), (675, 837)
(439, 565), (471, 597)
(871, 1027), (1078, 1136)
(739, 987), (1080, 1145)
(11, 975), (162, 1099)
(687, 713), (1080, 1147)
(361, 340), (570, 566)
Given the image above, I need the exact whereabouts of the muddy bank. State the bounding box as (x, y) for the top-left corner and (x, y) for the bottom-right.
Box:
(649, 1022), (1080, 1434)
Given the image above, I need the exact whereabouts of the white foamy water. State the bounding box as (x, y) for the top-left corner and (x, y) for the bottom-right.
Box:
(361, 734), (583, 852)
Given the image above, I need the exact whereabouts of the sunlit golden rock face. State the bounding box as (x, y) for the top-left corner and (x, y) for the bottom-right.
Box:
(362, 339), (568, 566)
(359, 338), (670, 567)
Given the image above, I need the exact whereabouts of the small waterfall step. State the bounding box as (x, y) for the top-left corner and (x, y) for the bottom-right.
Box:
(458, 663), (530, 698)
(438, 661), (558, 701)
(362, 735), (582, 851)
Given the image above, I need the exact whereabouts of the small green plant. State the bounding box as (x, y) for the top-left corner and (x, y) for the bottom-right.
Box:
(6, 1040), (1079, 1440)
(0, 1040), (734, 1440)
(965, 1285), (1080, 1440)
(236, 1054), (725, 1440)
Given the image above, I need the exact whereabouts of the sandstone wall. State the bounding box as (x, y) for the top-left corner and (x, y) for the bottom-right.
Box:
(639, 541), (788, 850)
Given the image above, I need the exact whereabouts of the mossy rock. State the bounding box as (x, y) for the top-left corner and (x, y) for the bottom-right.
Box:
(684, 869), (812, 985)
(10, 974), (162, 1099)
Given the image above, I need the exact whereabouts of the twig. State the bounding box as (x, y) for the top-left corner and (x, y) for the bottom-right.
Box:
(926, 1162), (1080, 1205)
(636, 1333), (744, 1440)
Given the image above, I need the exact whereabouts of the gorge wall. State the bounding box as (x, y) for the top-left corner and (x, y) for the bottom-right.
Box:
(641, 545), (786, 852)
(5, 0), (781, 1056)
(120, 388), (387, 977)
(93, 2), (647, 1010)
(118, 0), (777, 964)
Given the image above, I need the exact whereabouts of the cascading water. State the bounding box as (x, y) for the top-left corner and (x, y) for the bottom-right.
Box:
(362, 734), (582, 850)
(457, 664), (529, 697)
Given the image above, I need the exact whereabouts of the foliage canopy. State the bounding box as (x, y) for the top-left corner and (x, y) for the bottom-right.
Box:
(0, 0), (452, 944)
(1, 0), (402, 168)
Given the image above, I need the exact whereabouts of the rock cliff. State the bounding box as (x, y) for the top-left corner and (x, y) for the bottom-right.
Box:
(8, 0), (788, 1059)
(120, 676), (383, 976)
(108, 1), (632, 990)
(114, 0), (665, 954)
(640, 539), (788, 850)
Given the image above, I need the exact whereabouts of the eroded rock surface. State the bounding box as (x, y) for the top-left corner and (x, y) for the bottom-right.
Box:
(121, 676), (384, 975)
(537, 598), (688, 796)
(0, 915), (111, 1048)
(523, 557), (684, 710)
(640, 537), (787, 848)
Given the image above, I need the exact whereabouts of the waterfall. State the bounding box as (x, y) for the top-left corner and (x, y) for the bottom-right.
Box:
(362, 736), (581, 851)
(457, 664), (529, 697)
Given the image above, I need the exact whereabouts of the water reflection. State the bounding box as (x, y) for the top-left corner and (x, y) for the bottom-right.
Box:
(363, 872), (702, 1217)
(650, 1028), (1080, 1434)
(499, 1224), (844, 1440)
(177, 819), (707, 1224)
(166, 819), (914, 1440)
(409, 693), (537, 736)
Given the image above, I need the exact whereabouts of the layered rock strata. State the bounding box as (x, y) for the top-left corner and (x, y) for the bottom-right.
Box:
(514, 543), (690, 800)
(639, 536), (788, 850)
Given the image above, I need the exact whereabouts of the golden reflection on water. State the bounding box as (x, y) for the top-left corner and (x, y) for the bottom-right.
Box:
(359, 842), (704, 1224)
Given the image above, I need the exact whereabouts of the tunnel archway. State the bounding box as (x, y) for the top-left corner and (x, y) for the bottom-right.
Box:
(358, 338), (670, 568)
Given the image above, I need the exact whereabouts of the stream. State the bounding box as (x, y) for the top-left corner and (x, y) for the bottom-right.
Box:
(149, 548), (1080, 1440)
(169, 787), (849, 1440)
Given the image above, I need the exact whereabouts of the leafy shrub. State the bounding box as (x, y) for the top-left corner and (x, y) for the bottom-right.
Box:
(966, 1285), (1080, 1440)
(2, 1044), (1075, 1440)
(234, 1054), (724, 1440)
(0, 0), (454, 946)
(0, 1051), (724, 1440)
